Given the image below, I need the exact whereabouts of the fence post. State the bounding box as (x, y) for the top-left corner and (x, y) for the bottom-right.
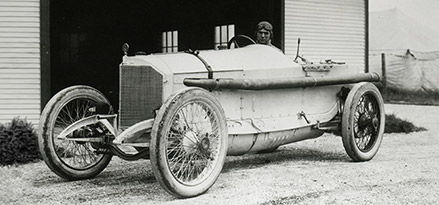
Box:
(381, 52), (387, 100)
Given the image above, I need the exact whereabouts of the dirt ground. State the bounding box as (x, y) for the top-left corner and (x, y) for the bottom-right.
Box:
(1, 104), (438, 205)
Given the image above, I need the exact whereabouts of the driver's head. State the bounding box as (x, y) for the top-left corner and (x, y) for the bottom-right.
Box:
(255, 21), (273, 45)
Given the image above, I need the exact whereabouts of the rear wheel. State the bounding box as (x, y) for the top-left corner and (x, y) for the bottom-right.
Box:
(342, 83), (385, 162)
(38, 86), (113, 180)
(150, 88), (228, 198)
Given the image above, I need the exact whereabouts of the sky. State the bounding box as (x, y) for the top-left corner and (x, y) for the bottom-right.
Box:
(369, 0), (439, 33)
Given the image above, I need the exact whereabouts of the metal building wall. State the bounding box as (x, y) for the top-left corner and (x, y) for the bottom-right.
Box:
(285, 0), (366, 72)
(0, 0), (40, 124)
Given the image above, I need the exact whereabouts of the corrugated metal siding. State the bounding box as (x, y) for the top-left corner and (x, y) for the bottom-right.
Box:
(285, 0), (366, 72)
(0, 0), (40, 124)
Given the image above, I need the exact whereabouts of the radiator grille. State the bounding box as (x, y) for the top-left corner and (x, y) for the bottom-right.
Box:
(119, 65), (163, 129)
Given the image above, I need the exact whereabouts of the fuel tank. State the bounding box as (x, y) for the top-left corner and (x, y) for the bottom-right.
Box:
(227, 126), (324, 156)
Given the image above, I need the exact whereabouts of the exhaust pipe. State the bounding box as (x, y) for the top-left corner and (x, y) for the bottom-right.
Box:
(184, 72), (380, 90)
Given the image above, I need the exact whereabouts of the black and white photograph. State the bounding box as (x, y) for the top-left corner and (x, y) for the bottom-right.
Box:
(1, 0), (438, 204)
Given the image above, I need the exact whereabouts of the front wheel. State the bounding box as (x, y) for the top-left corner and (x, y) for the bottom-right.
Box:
(38, 85), (113, 180)
(150, 88), (228, 198)
(341, 83), (385, 162)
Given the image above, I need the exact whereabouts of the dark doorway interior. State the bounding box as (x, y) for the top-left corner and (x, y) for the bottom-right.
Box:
(49, 0), (282, 111)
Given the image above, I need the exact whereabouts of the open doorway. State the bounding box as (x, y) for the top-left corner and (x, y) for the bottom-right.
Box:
(45, 0), (282, 111)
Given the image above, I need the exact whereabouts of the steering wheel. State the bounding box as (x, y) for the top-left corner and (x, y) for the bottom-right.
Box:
(227, 35), (256, 49)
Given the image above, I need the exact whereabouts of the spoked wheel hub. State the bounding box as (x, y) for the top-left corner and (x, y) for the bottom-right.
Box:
(357, 114), (369, 131)
(182, 131), (213, 161)
(358, 114), (379, 132)
(372, 117), (379, 130)
(199, 137), (210, 153)
(181, 131), (212, 156)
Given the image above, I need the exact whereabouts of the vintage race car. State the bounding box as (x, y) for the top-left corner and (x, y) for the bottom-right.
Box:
(38, 36), (385, 198)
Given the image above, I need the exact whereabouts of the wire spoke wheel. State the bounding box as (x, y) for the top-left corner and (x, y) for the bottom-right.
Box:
(151, 88), (228, 198)
(342, 83), (385, 162)
(38, 86), (113, 179)
(353, 94), (380, 152)
(167, 101), (221, 185)
(53, 98), (104, 169)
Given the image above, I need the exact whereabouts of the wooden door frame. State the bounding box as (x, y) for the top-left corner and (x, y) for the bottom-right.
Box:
(40, 0), (50, 109)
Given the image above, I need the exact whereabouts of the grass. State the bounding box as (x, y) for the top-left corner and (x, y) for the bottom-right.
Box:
(385, 113), (427, 133)
(382, 87), (439, 106)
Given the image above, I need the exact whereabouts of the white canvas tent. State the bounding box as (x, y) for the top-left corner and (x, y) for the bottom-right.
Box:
(369, 8), (439, 93)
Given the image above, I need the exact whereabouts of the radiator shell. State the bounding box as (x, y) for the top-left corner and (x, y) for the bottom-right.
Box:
(119, 65), (163, 129)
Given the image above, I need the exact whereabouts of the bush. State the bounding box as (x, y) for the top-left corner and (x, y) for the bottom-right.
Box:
(0, 118), (41, 166)
(385, 114), (427, 133)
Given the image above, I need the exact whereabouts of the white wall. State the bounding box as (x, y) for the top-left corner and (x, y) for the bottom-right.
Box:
(285, 0), (366, 72)
(0, 0), (40, 125)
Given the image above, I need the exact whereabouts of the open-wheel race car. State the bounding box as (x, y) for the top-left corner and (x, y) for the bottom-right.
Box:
(38, 36), (385, 198)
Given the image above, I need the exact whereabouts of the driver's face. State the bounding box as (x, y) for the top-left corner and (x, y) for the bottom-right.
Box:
(256, 28), (271, 44)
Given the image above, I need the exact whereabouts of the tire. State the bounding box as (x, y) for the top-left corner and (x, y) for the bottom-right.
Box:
(38, 85), (113, 180)
(342, 83), (385, 162)
(150, 88), (228, 198)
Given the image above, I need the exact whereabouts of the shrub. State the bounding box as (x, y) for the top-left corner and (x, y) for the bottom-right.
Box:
(0, 118), (41, 166)
(385, 113), (427, 133)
